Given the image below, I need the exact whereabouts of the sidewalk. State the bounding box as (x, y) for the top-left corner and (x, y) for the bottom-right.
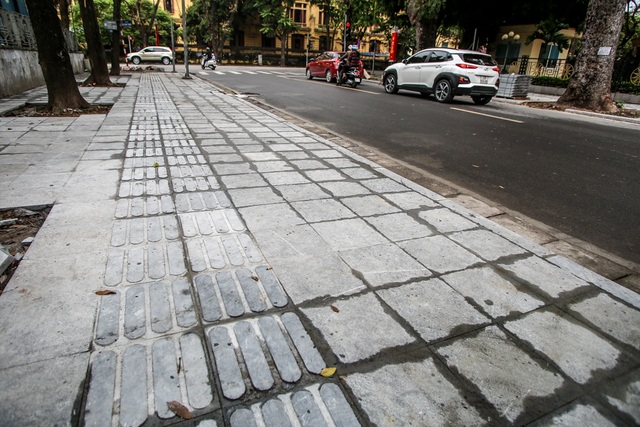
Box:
(0, 72), (639, 426)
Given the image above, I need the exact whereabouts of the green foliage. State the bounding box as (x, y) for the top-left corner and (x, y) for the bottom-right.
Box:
(526, 18), (570, 53)
(71, 0), (175, 49)
(615, 82), (640, 95)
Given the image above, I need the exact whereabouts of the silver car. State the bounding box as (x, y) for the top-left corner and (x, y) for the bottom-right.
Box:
(126, 46), (173, 65)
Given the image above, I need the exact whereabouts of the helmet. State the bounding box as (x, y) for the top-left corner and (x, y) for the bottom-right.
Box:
(348, 45), (358, 51)
(206, 47), (211, 52)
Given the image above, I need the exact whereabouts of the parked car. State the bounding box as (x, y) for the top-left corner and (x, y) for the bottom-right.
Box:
(126, 46), (173, 65)
(306, 51), (364, 83)
(382, 48), (500, 104)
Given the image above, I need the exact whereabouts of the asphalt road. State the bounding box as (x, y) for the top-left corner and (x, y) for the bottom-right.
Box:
(196, 66), (640, 265)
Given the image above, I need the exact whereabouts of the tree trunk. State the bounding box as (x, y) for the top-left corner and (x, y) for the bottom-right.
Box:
(25, 0), (90, 113)
(78, 0), (113, 85)
(110, 0), (122, 76)
(280, 32), (286, 66)
(406, 0), (439, 51)
(210, 0), (220, 59)
(557, 0), (626, 112)
(56, 0), (71, 30)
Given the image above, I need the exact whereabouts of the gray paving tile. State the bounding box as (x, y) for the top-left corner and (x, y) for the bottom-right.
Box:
(341, 167), (377, 180)
(418, 208), (477, 233)
(379, 278), (490, 342)
(239, 203), (306, 231)
(312, 218), (388, 251)
(254, 160), (294, 173)
(340, 195), (401, 216)
(304, 169), (345, 182)
(120, 345), (148, 427)
(258, 316), (302, 383)
(365, 212), (433, 242)
(262, 171), (310, 186)
(221, 173), (268, 188)
(339, 243), (431, 287)
(292, 389), (328, 426)
(601, 368), (640, 424)
(228, 187), (284, 207)
(449, 229), (528, 261)
(568, 293), (640, 350)
(532, 403), (617, 427)
(360, 178), (408, 193)
(345, 358), (484, 426)
(209, 326), (246, 400)
(400, 235), (483, 274)
(275, 183), (331, 202)
(281, 312), (326, 374)
(382, 191), (439, 210)
(262, 399), (294, 427)
(436, 325), (568, 423)
(84, 351), (117, 426)
(504, 309), (621, 384)
(318, 181), (370, 197)
(180, 333), (214, 409)
(442, 266), (544, 318)
(303, 293), (414, 363)
(499, 256), (591, 298)
(291, 199), (355, 222)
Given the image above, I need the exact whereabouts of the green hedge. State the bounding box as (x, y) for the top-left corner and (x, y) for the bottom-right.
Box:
(532, 76), (640, 95)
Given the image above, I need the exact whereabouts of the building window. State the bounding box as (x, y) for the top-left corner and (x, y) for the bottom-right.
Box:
(164, 0), (173, 13)
(319, 36), (330, 51)
(289, 2), (307, 25)
(262, 34), (276, 48)
(291, 34), (304, 50)
(319, 9), (330, 26)
(538, 43), (559, 68)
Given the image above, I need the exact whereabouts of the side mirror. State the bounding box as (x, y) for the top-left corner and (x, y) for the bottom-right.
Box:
(402, 58), (409, 64)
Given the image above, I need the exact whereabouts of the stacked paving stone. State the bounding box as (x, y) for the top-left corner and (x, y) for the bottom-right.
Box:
(80, 73), (640, 426)
(86, 75), (361, 426)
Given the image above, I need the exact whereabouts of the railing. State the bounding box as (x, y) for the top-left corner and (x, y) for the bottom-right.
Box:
(0, 9), (78, 52)
(501, 57), (575, 79)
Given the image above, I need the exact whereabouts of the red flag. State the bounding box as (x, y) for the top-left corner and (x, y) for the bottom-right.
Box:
(155, 24), (160, 45)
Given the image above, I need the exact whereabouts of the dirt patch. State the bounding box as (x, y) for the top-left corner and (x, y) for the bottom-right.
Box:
(0, 207), (50, 295)
(523, 102), (640, 118)
(2, 104), (112, 118)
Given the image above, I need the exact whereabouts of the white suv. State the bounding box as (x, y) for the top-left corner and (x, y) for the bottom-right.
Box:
(383, 48), (500, 105)
(126, 46), (173, 65)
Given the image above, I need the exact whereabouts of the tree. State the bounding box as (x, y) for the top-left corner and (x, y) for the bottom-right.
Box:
(526, 18), (570, 67)
(558, 0), (627, 112)
(131, 0), (162, 47)
(78, 0), (113, 85)
(186, 0), (238, 60)
(56, 0), (71, 29)
(110, 0), (122, 76)
(24, 0), (90, 113)
(257, 0), (299, 66)
(406, 0), (446, 50)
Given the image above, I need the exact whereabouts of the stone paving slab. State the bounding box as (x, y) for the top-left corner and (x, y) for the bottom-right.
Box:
(1, 72), (639, 426)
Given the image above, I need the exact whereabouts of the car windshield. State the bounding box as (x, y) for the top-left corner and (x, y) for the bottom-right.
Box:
(461, 53), (496, 66)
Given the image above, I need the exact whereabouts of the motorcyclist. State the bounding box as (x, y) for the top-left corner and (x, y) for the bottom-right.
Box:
(337, 45), (361, 85)
(202, 47), (214, 69)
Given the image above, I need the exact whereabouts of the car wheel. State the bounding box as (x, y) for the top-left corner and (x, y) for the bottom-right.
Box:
(384, 74), (399, 94)
(131, 57), (141, 65)
(306, 68), (313, 80)
(472, 96), (492, 105)
(161, 57), (171, 65)
(434, 79), (454, 103)
(325, 69), (333, 83)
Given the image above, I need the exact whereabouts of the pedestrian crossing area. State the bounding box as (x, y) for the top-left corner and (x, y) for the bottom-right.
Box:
(197, 69), (303, 77)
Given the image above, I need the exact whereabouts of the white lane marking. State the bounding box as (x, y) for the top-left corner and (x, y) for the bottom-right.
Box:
(450, 107), (524, 123)
(243, 71), (258, 74)
(213, 71), (224, 75)
(227, 70), (242, 75)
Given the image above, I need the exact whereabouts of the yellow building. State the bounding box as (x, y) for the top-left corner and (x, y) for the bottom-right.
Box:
(493, 24), (581, 78)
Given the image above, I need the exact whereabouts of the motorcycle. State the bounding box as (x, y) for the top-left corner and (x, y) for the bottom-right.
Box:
(337, 59), (361, 88)
(201, 55), (217, 70)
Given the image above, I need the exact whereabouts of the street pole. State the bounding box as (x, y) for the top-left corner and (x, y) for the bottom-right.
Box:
(182, 0), (191, 79)
(170, 19), (176, 73)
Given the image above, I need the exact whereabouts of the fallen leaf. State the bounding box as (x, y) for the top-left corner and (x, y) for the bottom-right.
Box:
(167, 401), (193, 420)
(251, 275), (259, 281)
(153, 162), (159, 168)
(266, 266), (273, 270)
(330, 305), (340, 313)
(95, 290), (116, 295)
(177, 357), (182, 374)
(321, 367), (337, 377)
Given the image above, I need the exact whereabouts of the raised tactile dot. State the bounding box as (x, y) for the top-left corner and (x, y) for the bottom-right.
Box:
(84, 351), (117, 425)
(120, 345), (148, 427)
(256, 266), (287, 308)
(217, 271), (245, 317)
(124, 286), (146, 339)
(172, 278), (197, 328)
(179, 333), (213, 409)
(230, 408), (257, 427)
(320, 383), (361, 427)
(195, 275), (222, 322)
(95, 293), (119, 346)
(237, 269), (267, 312)
(281, 312), (325, 374)
(152, 339), (181, 419)
(258, 316), (301, 383)
(262, 399), (293, 427)
(149, 281), (172, 333)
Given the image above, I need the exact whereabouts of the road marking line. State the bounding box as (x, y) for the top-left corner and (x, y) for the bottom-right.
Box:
(213, 71), (224, 75)
(228, 71), (242, 74)
(450, 107), (524, 123)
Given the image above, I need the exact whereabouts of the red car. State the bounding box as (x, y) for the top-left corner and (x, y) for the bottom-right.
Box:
(306, 51), (364, 82)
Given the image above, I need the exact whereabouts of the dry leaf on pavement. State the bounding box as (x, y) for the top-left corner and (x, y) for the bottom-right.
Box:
(167, 401), (193, 420)
(330, 305), (340, 313)
(321, 367), (337, 377)
(95, 290), (116, 296)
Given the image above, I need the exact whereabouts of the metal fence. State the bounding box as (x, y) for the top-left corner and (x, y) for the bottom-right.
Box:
(501, 56), (575, 79)
(0, 9), (78, 52)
